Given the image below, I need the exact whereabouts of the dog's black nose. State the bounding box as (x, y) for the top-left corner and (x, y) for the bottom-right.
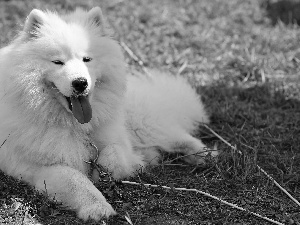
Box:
(72, 77), (88, 93)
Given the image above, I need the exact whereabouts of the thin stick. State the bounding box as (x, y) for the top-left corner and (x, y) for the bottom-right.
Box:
(121, 181), (284, 225)
(202, 124), (241, 154)
(177, 60), (188, 75)
(204, 124), (300, 208)
(257, 165), (300, 207)
(119, 41), (152, 77)
(165, 148), (216, 164)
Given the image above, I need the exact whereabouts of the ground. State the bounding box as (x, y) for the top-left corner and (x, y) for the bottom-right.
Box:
(0, 0), (300, 224)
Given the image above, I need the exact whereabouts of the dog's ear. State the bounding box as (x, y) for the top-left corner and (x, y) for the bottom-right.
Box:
(88, 7), (105, 26)
(87, 7), (107, 33)
(24, 9), (47, 38)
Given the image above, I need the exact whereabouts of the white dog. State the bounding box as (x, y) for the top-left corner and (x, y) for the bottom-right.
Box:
(0, 7), (215, 221)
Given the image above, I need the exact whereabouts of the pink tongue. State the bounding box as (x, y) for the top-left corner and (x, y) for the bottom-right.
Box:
(70, 96), (92, 124)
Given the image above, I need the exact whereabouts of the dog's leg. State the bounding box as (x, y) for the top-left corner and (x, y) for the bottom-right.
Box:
(94, 117), (144, 180)
(32, 165), (116, 221)
(95, 143), (144, 179)
(139, 146), (161, 165)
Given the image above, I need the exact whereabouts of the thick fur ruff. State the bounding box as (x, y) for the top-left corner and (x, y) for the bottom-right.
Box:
(0, 7), (215, 221)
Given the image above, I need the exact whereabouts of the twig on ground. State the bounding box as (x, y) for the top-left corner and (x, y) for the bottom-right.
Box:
(177, 60), (188, 75)
(160, 163), (189, 167)
(165, 148), (217, 164)
(121, 180), (284, 225)
(124, 212), (134, 225)
(119, 41), (152, 77)
(202, 124), (241, 154)
(257, 165), (300, 207)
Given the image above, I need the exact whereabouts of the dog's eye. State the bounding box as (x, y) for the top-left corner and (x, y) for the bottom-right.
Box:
(52, 60), (65, 65)
(83, 57), (92, 63)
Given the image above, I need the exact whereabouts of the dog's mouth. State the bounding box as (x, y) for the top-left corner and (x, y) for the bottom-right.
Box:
(66, 95), (92, 124)
(47, 81), (92, 124)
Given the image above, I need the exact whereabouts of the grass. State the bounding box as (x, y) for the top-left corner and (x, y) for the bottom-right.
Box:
(0, 0), (300, 224)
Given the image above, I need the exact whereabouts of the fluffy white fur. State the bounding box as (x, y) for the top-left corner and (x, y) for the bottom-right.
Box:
(0, 7), (215, 221)
(125, 71), (211, 164)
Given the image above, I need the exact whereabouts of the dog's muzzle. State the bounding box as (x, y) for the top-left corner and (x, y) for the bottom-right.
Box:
(65, 77), (92, 124)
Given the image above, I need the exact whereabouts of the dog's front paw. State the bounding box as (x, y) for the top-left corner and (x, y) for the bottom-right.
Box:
(78, 200), (116, 221)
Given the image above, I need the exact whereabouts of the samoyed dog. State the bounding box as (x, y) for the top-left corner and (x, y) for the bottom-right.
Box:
(0, 7), (216, 221)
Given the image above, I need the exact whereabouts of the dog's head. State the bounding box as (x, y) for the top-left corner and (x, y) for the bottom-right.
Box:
(14, 7), (126, 125)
